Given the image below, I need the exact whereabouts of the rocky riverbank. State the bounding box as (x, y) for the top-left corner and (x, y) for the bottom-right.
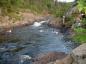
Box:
(0, 12), (44, 33)
(0, 11), (70, 34)
(31, 43), (86, 64)
(48, 43), (86, 64)
(32, 52), (67, 64)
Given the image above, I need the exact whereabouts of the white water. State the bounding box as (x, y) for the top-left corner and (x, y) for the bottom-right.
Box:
(39, 30), (44, 32)
(32, 20), (49, 27)
(6, 29), (12, 33)
(19, 55), (32, 64)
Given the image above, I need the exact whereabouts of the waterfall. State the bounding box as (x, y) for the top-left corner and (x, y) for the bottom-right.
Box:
(64, 1), (77, 17)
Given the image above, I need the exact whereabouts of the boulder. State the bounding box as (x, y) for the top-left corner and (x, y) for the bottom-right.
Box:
(72, 43), (86, 64)
(47, 43), (86, 64)
(47, 55), (73, 64)
(32, 52), (67, 64)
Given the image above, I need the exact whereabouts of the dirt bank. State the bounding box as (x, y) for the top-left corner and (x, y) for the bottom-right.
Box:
(0, 12), (44, 32)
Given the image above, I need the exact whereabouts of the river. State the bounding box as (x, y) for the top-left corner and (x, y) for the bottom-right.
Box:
(0, 20), (78, 64)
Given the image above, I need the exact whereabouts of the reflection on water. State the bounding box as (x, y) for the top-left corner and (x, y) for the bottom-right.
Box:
(0, 21), (78, 64)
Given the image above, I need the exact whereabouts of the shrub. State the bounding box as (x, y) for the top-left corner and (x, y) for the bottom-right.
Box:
(73, 27), (86, 43)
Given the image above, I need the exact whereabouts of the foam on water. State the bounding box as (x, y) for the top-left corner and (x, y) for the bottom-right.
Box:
(39, 30), (44, 32)
(19, 55), (32, 64)
(32, 20), (49, 27)
(52, 31), (59, 34)
(6, 29), (12, 33)
(32, 22), (41, 27)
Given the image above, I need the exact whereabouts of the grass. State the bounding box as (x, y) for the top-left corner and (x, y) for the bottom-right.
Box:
(74, 27), (86, 33)
(73, 27), (86, 44)
(73, 34), (86, 44)
(0, 0), (72, 18)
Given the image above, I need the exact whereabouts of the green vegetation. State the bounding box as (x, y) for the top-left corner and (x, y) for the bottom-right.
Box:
(77, 0), (86, 13)
(0, 0), (71, 17)
(74, 27), (86, 33)
(0, 0), (23, 15)
(0, 0), (86, 44)
(73, 27), (86, 43)
(73, 17), (86, 44)
(82, 18), (86, 28)
(72, 0), (86, 44)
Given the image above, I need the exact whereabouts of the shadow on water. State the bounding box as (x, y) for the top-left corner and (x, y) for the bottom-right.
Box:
(0, 33), (20, 43)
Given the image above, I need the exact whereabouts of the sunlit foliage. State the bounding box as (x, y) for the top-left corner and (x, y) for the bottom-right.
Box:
(77, 0), (86, 13)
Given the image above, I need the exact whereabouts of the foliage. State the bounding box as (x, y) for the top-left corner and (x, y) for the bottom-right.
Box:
(74, 27), (86, 33)
(77, 0), (86, 13)
(73, 34), (86, 44)
(0, 0), (23, 15)
(0, 0), (71, 17)
(74, 0), (86, 43)
(81, 18), (86, 28)
(73, 27), (86, 43)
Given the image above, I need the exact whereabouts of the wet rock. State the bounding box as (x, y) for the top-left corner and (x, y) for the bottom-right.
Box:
(32, 52), (67, 64)
(48, 17), (62, 28)
(47, 55), (73, 64)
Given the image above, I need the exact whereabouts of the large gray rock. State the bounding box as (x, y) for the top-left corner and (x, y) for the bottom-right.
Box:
(72, 43), (86, 64)
(47, 43), (86, 64)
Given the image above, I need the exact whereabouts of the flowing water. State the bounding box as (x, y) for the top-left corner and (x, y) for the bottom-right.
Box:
(0, 20), (78, 64)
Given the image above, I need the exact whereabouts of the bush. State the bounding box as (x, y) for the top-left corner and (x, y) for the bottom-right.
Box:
(73, 27), (86, 43)
(78, 0), (86, 13)
(0, 0), (23, 15)
(81, 18), (86, 28)
(0, 0), (72, 17)
(73, 34), (86, 44)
